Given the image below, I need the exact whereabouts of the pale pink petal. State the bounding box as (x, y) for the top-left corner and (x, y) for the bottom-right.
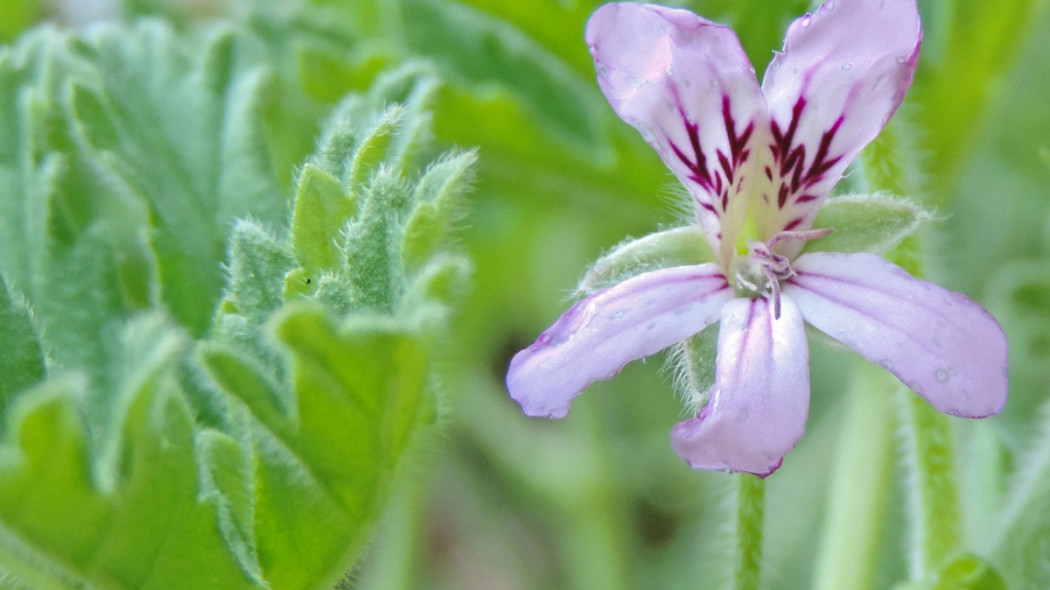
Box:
(785, 252), (1008, 418)
(507, 264), (732, 418)
(758, 0), (922, 247)
(671, 296), (809, 476)
(586, 3), (768, 255)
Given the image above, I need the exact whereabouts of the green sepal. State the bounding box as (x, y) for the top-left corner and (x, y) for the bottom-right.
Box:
(290, 163), (354, 273)
(667, 322), (720, 413)
(805, 193), (933, 255)
(575, 226), (714, 296)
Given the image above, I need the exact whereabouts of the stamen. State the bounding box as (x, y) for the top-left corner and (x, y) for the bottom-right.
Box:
(768, 227), (835, 250)
(734, 228), (835, 320)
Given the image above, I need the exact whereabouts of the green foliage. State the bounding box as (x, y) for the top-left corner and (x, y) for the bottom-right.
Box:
(0, 277), (45, 408)
(989, 401), (1050, 589)
(0, 18), (470, 590)
(914, 0), (1050, 204)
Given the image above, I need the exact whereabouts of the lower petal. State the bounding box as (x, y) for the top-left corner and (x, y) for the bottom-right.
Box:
(671, 296), (810, 477)
(507, 264), (732, 418)
(785, 252), (1008, 418)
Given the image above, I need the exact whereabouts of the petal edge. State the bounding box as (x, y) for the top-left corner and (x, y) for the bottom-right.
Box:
(671, 296), (810, 476)
(507, 265), (732, 418)
(785, 252), (1008, 418)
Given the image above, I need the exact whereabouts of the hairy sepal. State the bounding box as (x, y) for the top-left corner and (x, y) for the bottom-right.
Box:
(804, 193), (933, 255)
(576, 226), (715, 296)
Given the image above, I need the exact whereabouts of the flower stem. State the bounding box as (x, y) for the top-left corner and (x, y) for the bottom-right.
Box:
(899, 391), (962, 578)
(860, 108), (963, 581)
(732, 473), (765, 590)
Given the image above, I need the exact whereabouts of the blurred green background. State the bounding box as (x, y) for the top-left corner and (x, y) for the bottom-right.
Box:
(5, 0), (1050, 588)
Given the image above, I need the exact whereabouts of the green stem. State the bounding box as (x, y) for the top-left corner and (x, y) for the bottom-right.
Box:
(860, 106), (963, 582)
(900, 391), (962, 578)
(813, 361), (895, 590)
(732, 473), (765, 590)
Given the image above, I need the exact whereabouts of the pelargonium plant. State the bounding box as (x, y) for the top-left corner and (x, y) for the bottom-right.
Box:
(506, 0), (1008, 476)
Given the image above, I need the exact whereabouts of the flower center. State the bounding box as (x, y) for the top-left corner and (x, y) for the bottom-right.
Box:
(729, 228), (834, 318)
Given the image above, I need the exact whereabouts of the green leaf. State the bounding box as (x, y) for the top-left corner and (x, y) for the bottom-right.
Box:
(0, 276), (46, 407)
(401, 150), (476, 273)
(209, 305), (430, 589)
(62, 23), (286, 335)
(0, 321), (258, 590)
(806, 193), (934, 255)
(988, 400), (1050, 589)
(914, 0), (1050, 202)
(290, 163), (355, 273)
(1, 18), (473, 590)
(0, 0), (42, 43)
(0, 30), (62, 299)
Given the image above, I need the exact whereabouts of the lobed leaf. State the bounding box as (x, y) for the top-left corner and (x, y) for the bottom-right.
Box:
(0, 18), (473, 590)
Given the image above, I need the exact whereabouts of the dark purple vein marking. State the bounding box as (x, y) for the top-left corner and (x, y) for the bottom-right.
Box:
(668, 94), (754, 218)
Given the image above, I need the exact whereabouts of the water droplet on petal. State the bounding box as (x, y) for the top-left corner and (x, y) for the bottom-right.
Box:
(895, 56), (908, 64)
(611, 310), (626, 320)
(825, 0), (835, 9)
(628, 76), (644, 88)
(800, 15), (812, 27)
(935, 369), (950, 383)
(878, 359), (893, 370)
(841, 63), (853, 71)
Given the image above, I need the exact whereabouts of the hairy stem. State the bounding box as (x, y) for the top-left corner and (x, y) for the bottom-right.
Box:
(732, 474), (765, 590)
(900, 391), (962, 578)
(861, 106), (963, 581)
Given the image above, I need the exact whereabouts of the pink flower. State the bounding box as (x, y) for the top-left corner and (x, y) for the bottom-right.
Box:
(506, 0), (1008, 476)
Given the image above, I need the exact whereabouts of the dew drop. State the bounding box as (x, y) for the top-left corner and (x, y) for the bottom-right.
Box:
(935, 369), (950, 383)
(841, 63), (853, 71)
(825, 0), (835, 9)
(611, 310), (626, 320)
(878, 359), (893, 370)
(628, 76), (644, 88)
(800, 15), (812, 27)
(895, 56), (907, 64)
